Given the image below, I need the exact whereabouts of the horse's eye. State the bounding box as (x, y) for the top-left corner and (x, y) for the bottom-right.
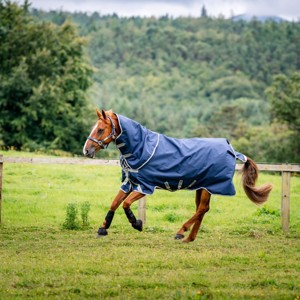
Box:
(98, 129), (104, 135)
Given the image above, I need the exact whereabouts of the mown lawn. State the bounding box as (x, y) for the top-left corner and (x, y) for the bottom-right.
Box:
(0, 151), (299, 299)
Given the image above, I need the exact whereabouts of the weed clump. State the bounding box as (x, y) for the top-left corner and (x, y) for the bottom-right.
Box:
(63, 202), (91, 230)
(81, 201), (91, 228)
(256, 207), (280, 217)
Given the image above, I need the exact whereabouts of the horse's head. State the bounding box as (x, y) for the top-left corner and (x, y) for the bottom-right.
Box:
(83, 109), (117, 158)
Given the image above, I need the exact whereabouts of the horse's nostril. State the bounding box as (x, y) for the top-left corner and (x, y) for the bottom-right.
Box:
(83, 148), (89, 156)
(84, 148), (95, 158)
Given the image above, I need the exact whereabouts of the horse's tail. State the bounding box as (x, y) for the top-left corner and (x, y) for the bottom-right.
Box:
(241, 157), (272, 205)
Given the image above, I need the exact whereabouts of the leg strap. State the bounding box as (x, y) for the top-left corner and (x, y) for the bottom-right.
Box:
(123, 207), (136, 224)
(123, 208), (143, 232)
(105, 210), (115, 229)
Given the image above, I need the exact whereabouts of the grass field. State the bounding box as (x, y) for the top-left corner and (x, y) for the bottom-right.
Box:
(0, 151), (299, 299)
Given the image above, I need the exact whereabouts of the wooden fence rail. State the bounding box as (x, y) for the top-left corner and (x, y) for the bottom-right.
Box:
(0, 154), (299, 230)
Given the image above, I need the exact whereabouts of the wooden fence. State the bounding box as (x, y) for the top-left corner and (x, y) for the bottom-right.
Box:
(0, 154), (299, 231)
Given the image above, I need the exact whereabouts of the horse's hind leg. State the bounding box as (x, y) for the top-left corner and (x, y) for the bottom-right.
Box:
(175, 189), (210, 242)
(183, 190), (210, 242)
(175, 189), (201, 239)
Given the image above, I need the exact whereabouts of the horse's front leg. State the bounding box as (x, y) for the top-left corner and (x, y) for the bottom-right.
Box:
(97, 190), (129, 237)
(122, 191), (145, 231)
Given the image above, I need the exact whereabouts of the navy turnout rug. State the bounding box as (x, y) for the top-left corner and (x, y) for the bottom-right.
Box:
(115, 115), (246, 196)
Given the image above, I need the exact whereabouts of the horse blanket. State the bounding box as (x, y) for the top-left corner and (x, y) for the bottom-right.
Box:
(115, 115), (247, 196)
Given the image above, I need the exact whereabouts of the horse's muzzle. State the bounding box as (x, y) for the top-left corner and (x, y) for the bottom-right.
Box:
(83, 146), (95, 159)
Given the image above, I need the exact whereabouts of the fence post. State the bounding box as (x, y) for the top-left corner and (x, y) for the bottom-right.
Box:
(281, 170), (291, 232)
(0, 154), (3, 224)
(138, 196), (146, 225)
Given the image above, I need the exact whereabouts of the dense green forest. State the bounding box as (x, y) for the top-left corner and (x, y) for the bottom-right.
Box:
(0, 1), (93, 153)
(1, 1), (299, 161)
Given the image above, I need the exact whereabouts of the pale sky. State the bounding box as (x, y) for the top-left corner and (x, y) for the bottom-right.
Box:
(24, 0), (299, 21)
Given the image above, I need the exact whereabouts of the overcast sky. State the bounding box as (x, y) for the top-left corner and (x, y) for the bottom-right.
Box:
(24, 0), (299, 21)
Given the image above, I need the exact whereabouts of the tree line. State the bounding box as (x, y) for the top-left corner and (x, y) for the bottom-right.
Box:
(0, 1), (299, 162)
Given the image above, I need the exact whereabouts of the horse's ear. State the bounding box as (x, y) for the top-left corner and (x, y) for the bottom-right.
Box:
(101, 109), (107, 120)
(96, 108), (108, 120)
(96, 109), (102, 119)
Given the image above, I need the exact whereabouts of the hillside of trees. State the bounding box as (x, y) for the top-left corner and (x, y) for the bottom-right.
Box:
(1, 2), (299, 161)
(31, 9), (300, 162)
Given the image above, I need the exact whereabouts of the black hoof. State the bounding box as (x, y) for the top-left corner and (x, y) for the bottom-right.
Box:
(132, 219), (143, 232)
(97, 227), (108, 238)
(174, 233), (184, 240)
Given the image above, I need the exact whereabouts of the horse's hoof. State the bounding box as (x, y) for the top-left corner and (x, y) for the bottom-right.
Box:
(174, 233), (184, 240)
(97, 227), (108, 238)
(132, 219), (143, 232)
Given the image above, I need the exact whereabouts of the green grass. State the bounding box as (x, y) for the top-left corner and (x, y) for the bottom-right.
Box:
(0, 151), (300, 299)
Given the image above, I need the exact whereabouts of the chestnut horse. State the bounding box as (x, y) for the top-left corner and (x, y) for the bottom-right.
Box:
(83, 109), (272, 243)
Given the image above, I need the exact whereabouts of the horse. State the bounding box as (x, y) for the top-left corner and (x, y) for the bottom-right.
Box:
(83, 109), (272, 243)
